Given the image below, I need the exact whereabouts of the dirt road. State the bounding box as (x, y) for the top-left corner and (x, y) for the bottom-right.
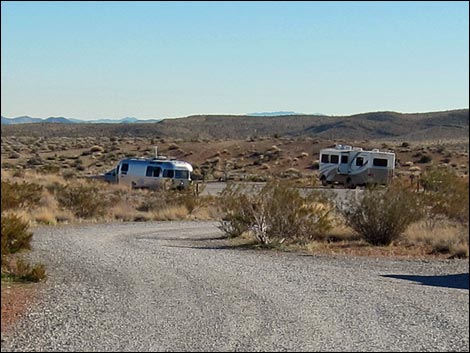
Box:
(1, 221), (468, 352)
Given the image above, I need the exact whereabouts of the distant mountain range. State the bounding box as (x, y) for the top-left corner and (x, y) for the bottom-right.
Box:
(1, 112), (327, 124)
(1, 116), (161, 125)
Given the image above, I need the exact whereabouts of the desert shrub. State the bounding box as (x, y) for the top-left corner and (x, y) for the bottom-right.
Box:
(420, 167), (469, 224)
(38, 164), (61, 174)
(219, 181), (333, 244)
(1, 180), (43, 212)
(340, 183), (424, 246)
(54, 180), (114, 218)
(9, 259), (46, 282)
(1, 213), (33, 257)
(417, 155), (432, 164)
(90, 145), (104, 153)
(137, 184), (201, 215)
(218, 184), (255, 238)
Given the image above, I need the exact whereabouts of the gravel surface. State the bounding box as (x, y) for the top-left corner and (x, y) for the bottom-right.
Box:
(1, 221), (469, 352)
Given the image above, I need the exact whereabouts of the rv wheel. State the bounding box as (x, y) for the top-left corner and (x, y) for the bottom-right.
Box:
(346, 178), (356, 189)
(320, 176), (328, 187)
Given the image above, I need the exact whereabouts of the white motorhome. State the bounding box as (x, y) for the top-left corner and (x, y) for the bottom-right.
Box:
(108, 157), (193, 189)
(319, 145), (395, 188)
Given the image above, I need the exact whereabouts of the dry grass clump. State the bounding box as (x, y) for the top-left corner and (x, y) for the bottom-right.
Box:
(404, 221), (468, 258)
(33, 207), (58, 225)
(151, 205), (189, 221)
(420, 166), (469, 224)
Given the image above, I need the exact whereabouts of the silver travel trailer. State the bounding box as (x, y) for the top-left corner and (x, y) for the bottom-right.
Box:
(111, 157), (193, 189)
(319, 145), (395, 188)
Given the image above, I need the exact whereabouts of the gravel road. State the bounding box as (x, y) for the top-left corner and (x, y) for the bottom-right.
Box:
(2, 221), (469, 352)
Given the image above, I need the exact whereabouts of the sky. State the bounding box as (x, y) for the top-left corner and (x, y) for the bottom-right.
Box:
(1, 1), (469, 120)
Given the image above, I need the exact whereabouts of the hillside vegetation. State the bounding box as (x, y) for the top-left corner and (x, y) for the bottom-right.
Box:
(2, 109), (468, 141)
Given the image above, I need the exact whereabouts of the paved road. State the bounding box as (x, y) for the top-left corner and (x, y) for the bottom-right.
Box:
(199, 182), (359, 209)
(2, 221), (469, 352)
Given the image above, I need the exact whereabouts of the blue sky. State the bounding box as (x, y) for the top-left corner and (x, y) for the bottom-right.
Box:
(1, 1), (468, 120)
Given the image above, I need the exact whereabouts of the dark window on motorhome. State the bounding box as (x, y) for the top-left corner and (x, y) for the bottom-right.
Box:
(341, 155), (348, 164)
(356, 157), (364, 166)
(163, 169), (174, 178)
(330, 155), (339, 164)
(174, 170), (189, 179)
(373, 158), (388, 167)
(321, 154), (329, 163)
(146, 166), (161, 177)
(121, 163), (129, 174)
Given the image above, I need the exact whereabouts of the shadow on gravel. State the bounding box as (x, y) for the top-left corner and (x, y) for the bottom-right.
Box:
(140, 235), (229, 242)
(163, 240), (267, 251)
(382, 273), (469, 290)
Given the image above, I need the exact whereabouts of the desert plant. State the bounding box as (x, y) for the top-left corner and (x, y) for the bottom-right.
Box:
(340, 183), (424, 246)
(1, 180), (43, 212)
(417, 155), (432, 164)
(1, 213), (33, 258)
(54, 180), (114, 218)
(9, 259), (46, 282)
(218, 184), (256, 238)
(219, 181), (333, 244)
(420, 167), (469, 224)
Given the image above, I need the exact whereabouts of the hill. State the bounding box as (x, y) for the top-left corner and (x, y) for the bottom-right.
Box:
(1, 109), (468, 142)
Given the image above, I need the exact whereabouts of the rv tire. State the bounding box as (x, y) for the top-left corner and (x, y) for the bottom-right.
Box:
(346, 178), (356, 189)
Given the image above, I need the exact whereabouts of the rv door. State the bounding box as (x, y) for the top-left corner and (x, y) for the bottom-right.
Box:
(338, 153), (349, 174)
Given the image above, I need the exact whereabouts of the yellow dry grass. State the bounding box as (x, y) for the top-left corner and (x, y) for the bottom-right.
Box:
(404, 220), (469, 257)
(151, 205), (189, 221)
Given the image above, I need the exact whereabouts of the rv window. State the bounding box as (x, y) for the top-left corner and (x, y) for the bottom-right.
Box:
(330, 155), (339, 164)
(356, 157), (364, 166)
(341, 155), (348, 164)
(373, 158), (388, 167)
(121, 163), (129, 174)
(163, 169), (174, 178)
(174, 170), (189, 179)
(146, 166), (161, 177)
(321, 154), (329, 163)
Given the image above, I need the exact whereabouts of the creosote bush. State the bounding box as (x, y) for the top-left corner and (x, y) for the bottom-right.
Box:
(1, 180), (46, 281)
(420, 166), (469, 224)
(54, 180), (115, 218)
(1, 180), (43, 211)
(219, 181), (333, 244)
(340, 182), (424, 246)
(1, 213), (33, 257)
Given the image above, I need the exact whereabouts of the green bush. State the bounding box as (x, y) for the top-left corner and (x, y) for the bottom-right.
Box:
(417, 155), (432, 164)
(420, 167), (469, 224)
(55, 180), (114, 218)
(218, 184), (255, 238)
(219, 181), (333, 244)
(340, 183), (424, 246)
(1, 180), (43, 212)
(1, 213), (33, 258)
